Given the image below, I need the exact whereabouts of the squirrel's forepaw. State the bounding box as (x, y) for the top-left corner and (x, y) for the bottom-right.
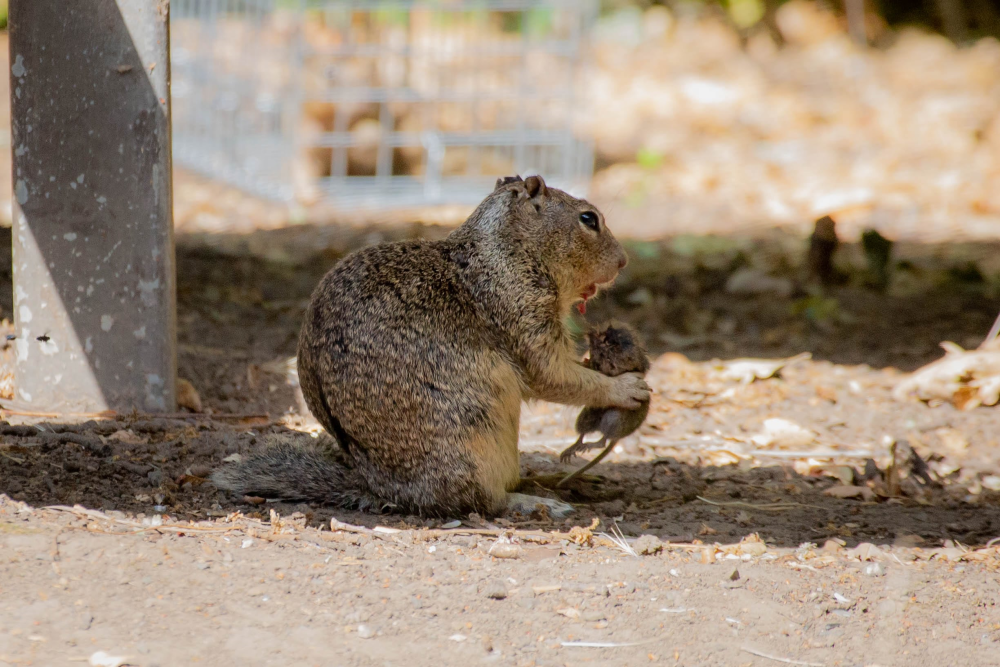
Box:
(506, 493), (574, 518)
(608, 372), (650, 409)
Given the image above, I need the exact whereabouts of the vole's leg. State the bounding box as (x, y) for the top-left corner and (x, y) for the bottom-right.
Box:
(559, 434), (601, 463)
(558, 438), (617, 487)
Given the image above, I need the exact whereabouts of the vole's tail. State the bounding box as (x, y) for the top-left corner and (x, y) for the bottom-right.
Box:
(211, 442), (370, 507)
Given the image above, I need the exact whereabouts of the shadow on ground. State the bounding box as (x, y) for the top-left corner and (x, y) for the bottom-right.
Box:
(0, 417), (997, 549)
(1, 222), (998, 548)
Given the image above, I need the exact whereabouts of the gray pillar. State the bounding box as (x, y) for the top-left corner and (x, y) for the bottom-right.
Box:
(9, 0), (176, 414)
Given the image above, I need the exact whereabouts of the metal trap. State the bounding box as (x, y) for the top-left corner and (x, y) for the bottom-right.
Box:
(170, 0), (596, 209)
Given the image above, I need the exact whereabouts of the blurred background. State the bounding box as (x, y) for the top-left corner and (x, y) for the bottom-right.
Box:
(0, 0), (999, 409)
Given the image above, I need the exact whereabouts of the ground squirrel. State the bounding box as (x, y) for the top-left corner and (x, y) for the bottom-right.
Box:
(212, 175), (649, 517)
(558, 323), (650, 485)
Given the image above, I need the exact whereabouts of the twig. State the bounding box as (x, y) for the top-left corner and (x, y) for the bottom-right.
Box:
(740, 646), (824, 666)
(696, 496), (822, 511)
(786, 562), (820, 572)
(986, 536), (1000, 548)
(749, 449), (874, 459)
(561, 636), (666, 648)
(39, 505), (238, 534)
(330, 516), (587, 545)
(982, 309), (1000, 349)
(599, 522), (638, 557)
(0, 451), (26, 464)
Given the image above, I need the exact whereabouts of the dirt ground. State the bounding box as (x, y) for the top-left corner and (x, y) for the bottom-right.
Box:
(3, 8), (1000, 666)
(1, 210), (999, 666)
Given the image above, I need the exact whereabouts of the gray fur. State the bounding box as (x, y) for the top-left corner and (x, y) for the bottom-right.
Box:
(559, 323), (651, 463)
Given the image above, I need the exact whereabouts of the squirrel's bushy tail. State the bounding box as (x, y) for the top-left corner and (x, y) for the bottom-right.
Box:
(211, 442), (369, 507)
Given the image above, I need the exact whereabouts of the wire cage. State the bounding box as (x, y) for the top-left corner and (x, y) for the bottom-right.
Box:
(170, 0), (597, 209)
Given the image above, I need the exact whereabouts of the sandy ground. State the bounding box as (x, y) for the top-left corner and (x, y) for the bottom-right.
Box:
(1, 214), (999, 666)
(2, 9), (1000, 666)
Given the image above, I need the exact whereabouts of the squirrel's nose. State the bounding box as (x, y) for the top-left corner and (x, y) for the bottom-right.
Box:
(617, 253), (628, 270)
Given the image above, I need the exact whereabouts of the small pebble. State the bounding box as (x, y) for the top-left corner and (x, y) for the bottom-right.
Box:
(633, 534), (662, 555)
(863, 562), (886, 577)
(357, 624), (375, 639)
(482, 580), (508, 600)
(488, 542), (523, 559)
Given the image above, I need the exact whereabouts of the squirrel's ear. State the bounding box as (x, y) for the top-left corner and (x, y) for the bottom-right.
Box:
(494, 175), (523, 190)
(523, 175), (547, 199)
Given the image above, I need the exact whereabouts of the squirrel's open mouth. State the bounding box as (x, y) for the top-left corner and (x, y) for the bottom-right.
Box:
(576, 283), (599, 315)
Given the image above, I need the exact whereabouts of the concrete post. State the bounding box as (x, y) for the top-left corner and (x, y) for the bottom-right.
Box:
(8, 0), (176, 414)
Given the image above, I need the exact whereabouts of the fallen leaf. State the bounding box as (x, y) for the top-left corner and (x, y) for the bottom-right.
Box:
(752, 418), (817, 448)
(177, 378), (202, 412)
(712, 352), (811, 384)
(89, 652), (131, 667)
(847, 542), (883, 561)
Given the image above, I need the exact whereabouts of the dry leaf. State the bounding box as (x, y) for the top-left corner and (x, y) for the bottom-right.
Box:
(106, 429), (146, 446)
(712, 352), (811, 384)
(824, 485), (875, 501)
(488, 542), (523, 560)
(751, 418), (817, 448)
(893, 342), (1000, 409)
(176, 378), (202, 412)
(847, 542), (884, 561)
(567, 517), (600, 546)
(89, 652), (131, 667)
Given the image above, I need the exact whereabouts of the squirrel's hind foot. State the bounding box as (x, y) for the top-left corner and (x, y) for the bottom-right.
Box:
(505, 492), (574, 518)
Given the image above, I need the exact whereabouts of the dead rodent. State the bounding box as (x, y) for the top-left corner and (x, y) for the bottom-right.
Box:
(212, 175), (649, 517)
(559, 323), (651, 467)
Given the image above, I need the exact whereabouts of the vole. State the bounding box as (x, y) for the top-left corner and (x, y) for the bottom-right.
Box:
(558, 323), (650, 486)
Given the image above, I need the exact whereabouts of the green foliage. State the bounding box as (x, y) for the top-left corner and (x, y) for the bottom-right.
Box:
(636, 147), (664, 171)
(724, 0), (765, 28)
(791, 294), (840, 324)
(374, 8), (410, 27)
(622, 240), (662, 260)
(0, 0), (7, 30)
(501, 7), (554, 35)
(671, 234), (742, 258)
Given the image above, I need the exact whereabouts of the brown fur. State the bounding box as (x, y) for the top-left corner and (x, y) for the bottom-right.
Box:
(212, 175), (649, 516)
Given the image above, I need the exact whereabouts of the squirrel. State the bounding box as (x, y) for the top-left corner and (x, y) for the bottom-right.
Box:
(557, 323), (650, 486)
(212, 175), (650, 518)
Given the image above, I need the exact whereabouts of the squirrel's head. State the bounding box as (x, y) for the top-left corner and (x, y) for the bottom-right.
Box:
(487, 174), (628, 315)
(586, 322), (650, 377)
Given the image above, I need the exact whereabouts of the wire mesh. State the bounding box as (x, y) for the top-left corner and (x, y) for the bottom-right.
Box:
(170, 0), (597, 209)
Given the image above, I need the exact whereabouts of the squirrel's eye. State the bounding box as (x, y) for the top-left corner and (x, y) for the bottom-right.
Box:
(579, 211), (599, 231)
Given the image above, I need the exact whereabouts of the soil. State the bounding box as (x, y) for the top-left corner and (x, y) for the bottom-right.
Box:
(1, 213), (999, 667)
(2, 12), (1000, 666)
